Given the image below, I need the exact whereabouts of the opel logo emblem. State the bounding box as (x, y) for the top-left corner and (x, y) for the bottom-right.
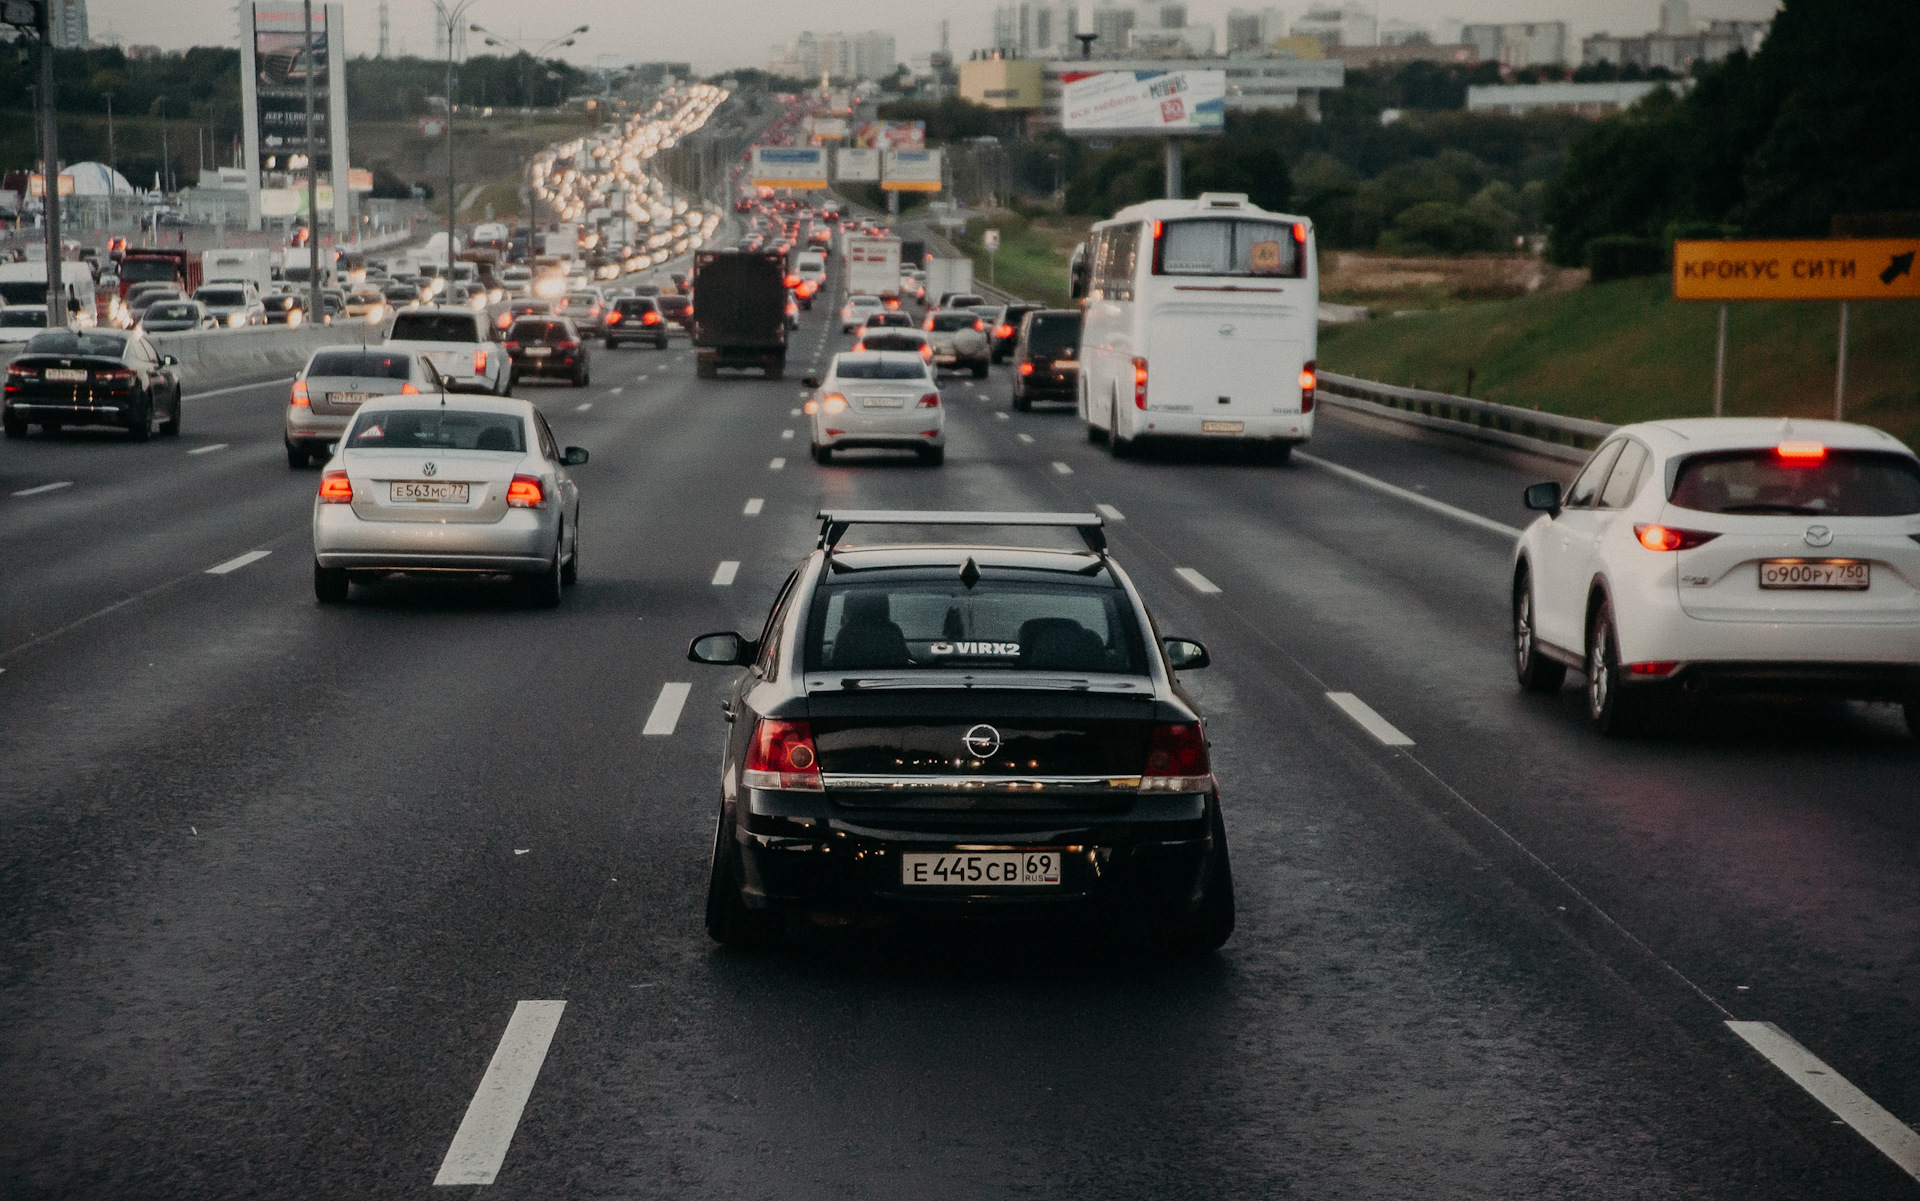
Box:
(1804, 524), (1832, 547)
(422, 461), (437, 476)
(962, 724), (1001, 758)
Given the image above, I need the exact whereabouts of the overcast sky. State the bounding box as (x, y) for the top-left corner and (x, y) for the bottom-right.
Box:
(86, 1), (1785, 75)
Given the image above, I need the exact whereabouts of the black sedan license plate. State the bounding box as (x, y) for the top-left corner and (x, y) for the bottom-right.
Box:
(1759, 559), (1869, 589)
(902, 851), (1061, 887)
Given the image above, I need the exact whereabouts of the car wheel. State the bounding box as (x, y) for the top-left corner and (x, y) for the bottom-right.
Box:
(3, 411), (24, 439)
(919, 445), (945, 466)
(972, 362), (988, 379)
(286, 441), (311, 469)
(605, 337), (617, 350)
(314, 563), (349, 603)
(159, 394), (181, 437)
(523, 542), (564, 608)
(1013, 392), (1031, 412)
(656, 337), (668, 350)
(705, 807), (781, 950)
(1108, 399), (1131, 459)
(128, 397), (152, 443)
(1148, 806), (1235, 955)
(1586, 599), (1642, 735)
(1513, 573), (1568, 693)
(812, 443), (833, 465)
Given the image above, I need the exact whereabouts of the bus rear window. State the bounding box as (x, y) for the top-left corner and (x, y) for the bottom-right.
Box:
(1156, 219), (1304, 278)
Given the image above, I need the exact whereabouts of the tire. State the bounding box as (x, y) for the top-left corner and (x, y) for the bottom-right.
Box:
(128, 397), (152, 443)
(656, 337), (668, 350)
(1108, 399), (1132, 459)
(158, 394), (181, 437)
(3, 411), (25, 439)
(812, 444), (833, 465)
(1513, 572), (1568, 693)
(919, 445), (945, 466)
(286, 441), (311, 469)
(765, 363), (783, 380)
(1148, 807), (1236, 955)
(313, 563), (349, 603)
(522, 542), (564, 608)
(971, 362), (988, 379)
(696, 357), (717, 379)
(605, 337), (617, 350)
(1585, 599), (1643, 736)
(1013, 392), (1031, 412)
(705, 808), (781, 950)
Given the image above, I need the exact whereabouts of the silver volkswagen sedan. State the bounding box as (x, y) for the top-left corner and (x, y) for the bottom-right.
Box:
(311, 395), (586, 605)
(287, 347), (446, 469)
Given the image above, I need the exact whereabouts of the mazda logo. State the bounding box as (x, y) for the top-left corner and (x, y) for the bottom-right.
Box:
(422, 461), (437, 476)
(1804, 524), (1832, 547)
(962, 724), (1001, 758)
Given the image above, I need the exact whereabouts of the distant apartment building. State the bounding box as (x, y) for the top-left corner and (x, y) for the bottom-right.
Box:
(1581, 1), (1772, 73)
(769, 30), (898, 81)
(993, 3), (1084, 57)
(1089, 4), (1137, 57)
(1292, 4), (1376, 49)
(1226, 8), (1286, 54)
(852, 31), (898, 80)
(1332, 42), (1480, 69)
(1460, 21), (1568, 68)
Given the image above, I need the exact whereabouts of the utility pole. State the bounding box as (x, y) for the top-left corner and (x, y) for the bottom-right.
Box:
(40, 0), (61, 323)
(157, 96), (171, 196)
(303, 1), (321, 319)
(103, 92), (115, 233)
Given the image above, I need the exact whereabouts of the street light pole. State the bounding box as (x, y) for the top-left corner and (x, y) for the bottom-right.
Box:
(103, 92), (115, 233)
(38, 0), (61, 323)
(473, 24), (585, 241)
(303, 1), (321, 319)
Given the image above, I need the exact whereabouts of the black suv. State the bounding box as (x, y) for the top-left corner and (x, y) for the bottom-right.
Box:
(604, 296), (668, 349)
(688, 510), (1233, 953)
(991, 302), (1045, 362)
(503, 317), (591, 387)
(1011, 309), (1084, 411)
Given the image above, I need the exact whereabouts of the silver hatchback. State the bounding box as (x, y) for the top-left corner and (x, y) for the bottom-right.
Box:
(311, 395), (586, 606)
(287, 347), (443, 468)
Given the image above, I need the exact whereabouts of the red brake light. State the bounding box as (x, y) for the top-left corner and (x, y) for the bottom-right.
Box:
(785, 273), (801, 288)
(291, 379), (310, 407)
(606, 311), (622, 323)
(1629, 661), (1681, 676)
(318, 470), (353, 502)
(1300, 359), (1315, 413)
(1141, 723), (1211, 792)
(1019, 361), (1034, 376)
(1777, 441), (1827, 461)
(400, 382), (420, 395)
(473, 349), (488, 375)
(972, 319), (984, 332)
(995, 323), (1013, 338)
(919, 344), (933, 360)
(1634, 523), (1721, 552)
(917, 392), (941, 408)
(506, 474), (545, 508)
(923, 317), (935, 330)
(1292, 222), (1308, 243)
(641, 311), (659, 324)
(744, 718), (823, 791)
(497, 313), (512, 328)
(1132, 357), (1148, 409)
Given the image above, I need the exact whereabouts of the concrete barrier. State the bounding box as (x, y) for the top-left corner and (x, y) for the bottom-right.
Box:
(2, 318), (380, 395)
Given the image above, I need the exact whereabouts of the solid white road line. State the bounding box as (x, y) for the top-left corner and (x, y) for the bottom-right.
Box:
(1174, 567), (1221, 594)
(186, 376), (295, 400)
(1326, 692), (1415, 746)
(432, 1000), (567, 1187)
(743, 498), (764, 516)
(1297, 452), (1523, 539)
(1052, 461), (1073, 475)
(1728, 1021), (1920, 1182)
(11, 481), (73, 497)
(642, 682), (693, 736)
(781, 428), (795, 440)
(205, 550), (271, 575)
(1017, 433), (1035, 443)
(769, 457), (785, 470)
(712, 560), (740, 586)
(1096, 503), (1125, 521)
(187, 443), (228, 456)
(575, 403), (592, 412)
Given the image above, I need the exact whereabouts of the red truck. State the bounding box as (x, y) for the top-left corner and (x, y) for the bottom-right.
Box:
(115, 248), (202, 301)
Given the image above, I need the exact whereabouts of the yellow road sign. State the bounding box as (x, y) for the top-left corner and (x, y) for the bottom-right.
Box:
(1674, 238), (1920, 301)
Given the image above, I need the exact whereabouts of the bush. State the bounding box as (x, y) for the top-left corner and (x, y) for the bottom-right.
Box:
(1585, 235), (1666, 282)
(1376, 200), (1510, 255)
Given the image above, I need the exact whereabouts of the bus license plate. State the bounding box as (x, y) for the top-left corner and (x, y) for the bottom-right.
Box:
(1202, 420), (1244, 434)
(901, 852), (1061, 887)
(1760, 560), (1869, 590)
(391, 481), (470, 503)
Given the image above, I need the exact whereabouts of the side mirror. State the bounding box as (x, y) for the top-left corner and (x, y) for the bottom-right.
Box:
(802, 375), (821, 388)
(562, 446), (588, 466)
(1523, 481), (1563, 516)
(1163, 638), (1211, 671)
(161, 354), (179, 367)
(688, 631), (756, 666)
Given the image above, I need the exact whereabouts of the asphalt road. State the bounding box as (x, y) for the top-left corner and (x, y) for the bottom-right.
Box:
(3, 262), (1918, 1200)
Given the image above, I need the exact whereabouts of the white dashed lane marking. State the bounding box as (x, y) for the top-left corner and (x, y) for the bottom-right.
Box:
(1096, 503), (1125, 521)
(432, 1000), (567, 1187)
(712, 561), (740, 586)
(1326, 692), (1414, 746)
(11, 481), (73, 497)
(206, 550), (271, 575)
(1174, 567), (1220, 594)
(781, 428), (795, 440)
(1017, 433), (1034, 443)
(994, 412), (1009, 420)
(575, 403), (592, 411)
(609, 386), (623, 394)
(769, 457), (785, 470)
(642, 682), (693, 736)
(187, 443), (228, 456)
(743, 498), (764, 516)
(1051, 461), (1073, 475)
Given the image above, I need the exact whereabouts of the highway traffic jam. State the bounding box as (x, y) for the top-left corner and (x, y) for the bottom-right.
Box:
(5, 109), (1920, 1201)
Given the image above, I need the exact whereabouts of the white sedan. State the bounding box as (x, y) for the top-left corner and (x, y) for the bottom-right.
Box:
(840, 294), (884, 333)
(1511, 418), (1920, 734)
(803, 351), (945, 466)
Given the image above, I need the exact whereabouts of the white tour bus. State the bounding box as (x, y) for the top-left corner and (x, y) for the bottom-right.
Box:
(1073, 192), (1317, 459)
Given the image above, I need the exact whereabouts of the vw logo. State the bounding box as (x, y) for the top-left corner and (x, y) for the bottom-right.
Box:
(962, 724), (1001, 758)
(422, 461), (437, 476)
(1218, 324), (1235, 336)
(1804, 524), (1833, 547)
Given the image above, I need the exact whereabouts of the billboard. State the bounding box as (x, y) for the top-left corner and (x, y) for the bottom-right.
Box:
(806, 116), (849, 145)
(1059, 70), (1227, 135)
(856, 121), (926, 150)
(882, 149), (943, 194)
(240, 3), (351, 233)
(835, 148), (880, 183)
(750, 146), (829, 189)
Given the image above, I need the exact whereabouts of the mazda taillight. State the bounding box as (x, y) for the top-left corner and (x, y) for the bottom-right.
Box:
(1635, 524), (1721, 552)
(1300, 359), (1315, 413)
(506, 474), (545, 507)
(743, 717), (823, 791)
(318, 471), (353, 503)
(1140, 723), (1211, 792)
(1133, 357), (1148, 409)
(290, 379), (310, 407)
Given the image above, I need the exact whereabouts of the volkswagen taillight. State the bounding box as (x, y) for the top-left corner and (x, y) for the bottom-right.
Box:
(1140, 723), (1211, 793)
(743, 718), (823, 791)
(318, 470), (353, 503)
(506, 474), (545, 507)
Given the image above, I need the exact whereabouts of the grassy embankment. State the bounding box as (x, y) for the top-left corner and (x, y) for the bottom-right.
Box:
(1318, 275), (1920, 447)
(945, 212), (1089, 308)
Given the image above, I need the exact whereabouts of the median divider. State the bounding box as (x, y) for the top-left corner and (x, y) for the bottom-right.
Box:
(152, 318), (380, 395)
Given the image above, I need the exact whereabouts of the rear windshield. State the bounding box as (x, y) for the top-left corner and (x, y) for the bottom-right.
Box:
(805, 582), (1147, 674)
(867, 312), (912, 327)
(930, 313), (980, 331)
(0, 281), (48, 305)
(856, 333), (925, 354)
(1157, 218), (1305, 278)
(614, 298), (657, 314)
(384, 285), (419, 299)
(118, 260), (179, 282)
(1025, 313), (1083, 356)
(3, 310), (51, 328)
(148, 303), (198, 320)
(835, 357), (929, 380)
(509, 320), (568, 341)
(390, 313), (480, 342)
(309, 350), (414, 380)
(347, 409), (527, 452)
(26, 330), (121, 353)
(198, 288), (247, 305)
(1669, 449), (1920, 517)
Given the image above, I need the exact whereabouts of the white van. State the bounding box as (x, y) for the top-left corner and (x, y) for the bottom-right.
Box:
(0, 260), (98, 329)
(1075, 192), (1317, 460)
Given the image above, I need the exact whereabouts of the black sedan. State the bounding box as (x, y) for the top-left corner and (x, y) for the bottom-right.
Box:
(503, 316), (591, 387)
(3, 329), (183, 441)
(687, 510), (1234, 953)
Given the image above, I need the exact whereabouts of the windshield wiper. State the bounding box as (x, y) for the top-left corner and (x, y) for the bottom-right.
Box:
(1717, 503), (1826, 515)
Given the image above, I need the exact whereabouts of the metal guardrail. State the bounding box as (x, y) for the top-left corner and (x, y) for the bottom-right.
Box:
(1316, 370), (1613, 462)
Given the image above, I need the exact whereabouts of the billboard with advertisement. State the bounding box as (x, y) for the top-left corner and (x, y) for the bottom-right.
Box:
(855, 121), (926, 150)
(750, 146), (829, 189)
(1059, 70), (1227, 135)
(240, 3), (352, 233)
(881, 149), (943, 193)
(835, 149), (880, 183)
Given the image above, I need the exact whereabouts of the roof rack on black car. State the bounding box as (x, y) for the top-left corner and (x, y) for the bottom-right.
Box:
(816, 509), (1107, 554)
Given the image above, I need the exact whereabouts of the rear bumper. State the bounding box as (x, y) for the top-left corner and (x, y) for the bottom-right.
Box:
(312, 504), (555, 571)
(6, 397), (137, 425)
(1135, 410), (1314, 443)
(510, 354), (582, 377)
(1649, 661), (1920, 700)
